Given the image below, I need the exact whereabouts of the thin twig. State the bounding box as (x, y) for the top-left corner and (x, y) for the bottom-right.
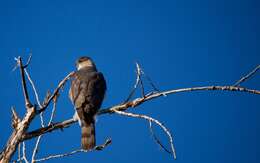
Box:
(124, 63), (143, 102)
(48, 99), (57, 126)
(139, 78), (145, 97)
(36, 149), (83, 162)
(34, 138), (111, 162)
(136, 63), (145, 97)
(22, 142), (29, 163)
(12, 61), (19, 72)
(139, 65), (160, 93)
(113, 110), (176, 159)
(23, 54), (32, 68)
(18, 143), (21, 163)
(135, 62), (143, 88)
(31, 137), (42, 163)
(24, 69), (42, 108)
(126, 62), (162, 101)
(149, 121), (171, 154)
(233, 65), (260, 86)
(39, 113), (45, 128)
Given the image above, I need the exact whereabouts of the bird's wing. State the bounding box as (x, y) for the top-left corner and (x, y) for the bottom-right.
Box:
(69, 71), (106, 115)
(82, 72), (106, 114)
(69, 72), (82, 106)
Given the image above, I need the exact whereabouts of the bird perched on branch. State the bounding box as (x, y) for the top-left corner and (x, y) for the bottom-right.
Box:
(69, 56), (106, 150)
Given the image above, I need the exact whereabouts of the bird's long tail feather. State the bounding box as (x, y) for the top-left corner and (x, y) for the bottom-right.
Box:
(81, 117), (95, 150)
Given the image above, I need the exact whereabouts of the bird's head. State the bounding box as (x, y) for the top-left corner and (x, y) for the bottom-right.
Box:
(76, 56), (96, 70)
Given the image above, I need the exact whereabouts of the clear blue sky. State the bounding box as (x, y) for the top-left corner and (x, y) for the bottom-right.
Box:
(0, 0), (259, 163)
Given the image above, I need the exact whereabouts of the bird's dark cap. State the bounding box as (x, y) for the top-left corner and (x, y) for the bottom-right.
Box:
(75, 56), (97, 70)
(77, 56), (92, 63)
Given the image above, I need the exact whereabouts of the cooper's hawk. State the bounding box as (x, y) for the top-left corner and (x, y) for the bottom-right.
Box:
(69, 56), (106, 150)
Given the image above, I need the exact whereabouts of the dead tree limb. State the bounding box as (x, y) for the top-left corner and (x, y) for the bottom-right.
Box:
(233, 65), (260, 86)
(113, 110), (176, 159)
(33, 138), (111, 162)
(0, 57), (36, 163)
(22, 84), (260, 142)
(0, 55), (259, 163)
(0, 57), (74, 163)
(17, 57), (32, 108)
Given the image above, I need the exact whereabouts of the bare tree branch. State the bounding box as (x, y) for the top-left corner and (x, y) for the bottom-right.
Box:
(23, 53), (32, 69)
(22, 142), (29, 163)
(124, 62), (144, 102)
(136, 63), (146, 97)
(48, 98), (58, 126)
(15, 57), (32, 108)
(11, 107), (21, 130)
(24, 69), (42, 108)
(149, 121), (172, 154)
(23, 118), (76, 141)
(18, 144), (21, 163)
(233, 65), (260, 86)
(33, 138), (111, 162)
(113, 110), (176, 159)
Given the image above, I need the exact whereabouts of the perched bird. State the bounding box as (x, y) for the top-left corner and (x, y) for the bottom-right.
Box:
(69, 56), (106, 150)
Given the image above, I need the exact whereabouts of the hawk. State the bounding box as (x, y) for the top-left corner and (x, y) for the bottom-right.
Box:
(69, 56), (106, 150)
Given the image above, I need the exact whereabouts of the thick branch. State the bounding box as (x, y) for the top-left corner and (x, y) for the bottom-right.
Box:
(0, 107), (36, 163)
(23, 118), (76, 141)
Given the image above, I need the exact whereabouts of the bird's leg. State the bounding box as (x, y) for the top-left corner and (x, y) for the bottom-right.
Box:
(73, 111), (82, 126)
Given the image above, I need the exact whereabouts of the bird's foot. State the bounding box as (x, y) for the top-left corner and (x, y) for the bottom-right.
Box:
(73, 111), (82, 126)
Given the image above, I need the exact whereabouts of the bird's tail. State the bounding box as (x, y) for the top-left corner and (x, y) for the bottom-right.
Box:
(81, 117), (95, 150)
